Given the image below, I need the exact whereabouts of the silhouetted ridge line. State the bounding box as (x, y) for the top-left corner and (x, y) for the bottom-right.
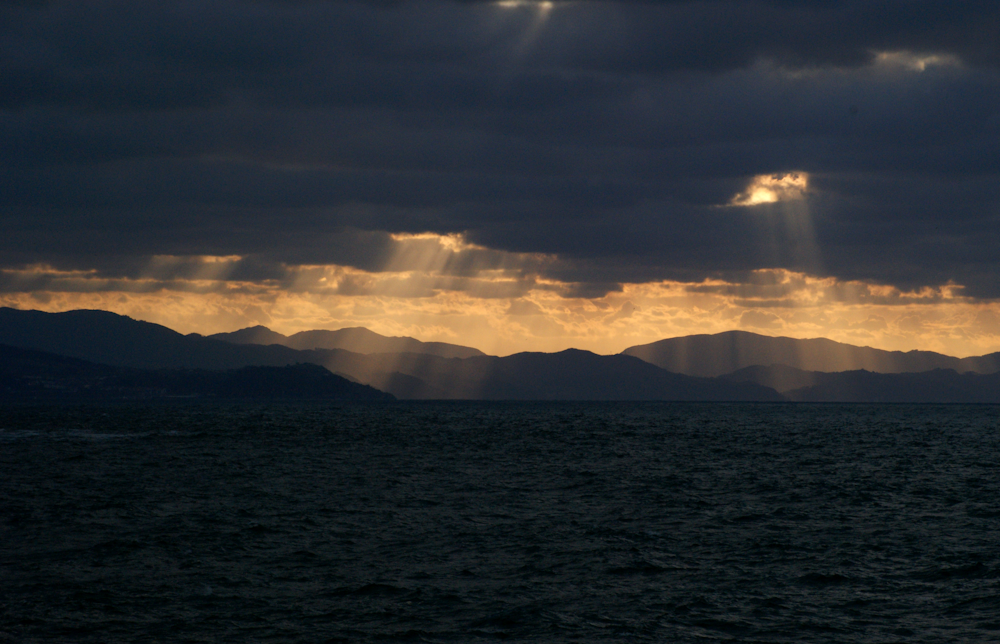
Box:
(208, 324), (486, 358)
(5, 308), (1000, 401)
(0, 308), (781, 400)
(0, 307), (311, 370)
(622, 330), (1000, 377)
(0, 344), (393, 400)
(315, 348), (784, 401)
(719, 363), (1000, 402)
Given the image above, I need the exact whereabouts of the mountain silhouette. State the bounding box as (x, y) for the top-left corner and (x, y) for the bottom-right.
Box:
(719, 364), (821, 393)
(205, 325), (288, 346)
(785, 369), (1000, 403)
(0, 308), (440, 396)
(0, 344), (393, 401)
(0, 308), (781, 401)
(0, 307), (304, 369)
(623, 330), (1000, 377)
(312, 348), (783, 400)
(720, 363), (1000, 403)
(208, 325), (485, 358)
(5, 307), (1000, 402)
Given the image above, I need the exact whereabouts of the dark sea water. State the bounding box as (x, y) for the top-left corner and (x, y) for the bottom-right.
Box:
(2, 402), (1000, 643)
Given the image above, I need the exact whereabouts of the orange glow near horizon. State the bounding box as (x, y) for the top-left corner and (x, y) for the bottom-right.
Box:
(3, 259), (1000, 358)
(2, 238), (997, 358)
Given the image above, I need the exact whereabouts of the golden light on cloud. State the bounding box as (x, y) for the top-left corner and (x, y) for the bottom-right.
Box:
(730, 172), (809, 206)
(144, 254), (245, 282)
(496, 0), (555, 13)
(389, 232), (471, 252)
(873, 51), (962, 72)
(4, 259), (1000, 359)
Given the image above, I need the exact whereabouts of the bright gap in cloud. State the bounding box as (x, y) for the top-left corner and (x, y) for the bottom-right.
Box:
(145, 254), (245, 282)
(873, 51), (963, 72)
(5, 268), (1000, 358)
(730, 172), (808, 206)
(496, 0), (555, 12)
(389, 232), (475, 253)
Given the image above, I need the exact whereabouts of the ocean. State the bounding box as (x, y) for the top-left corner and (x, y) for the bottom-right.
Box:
(2, 401), (999, 642)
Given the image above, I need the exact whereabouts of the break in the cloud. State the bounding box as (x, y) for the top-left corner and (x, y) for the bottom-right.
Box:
(3, 236), (999, 357)
(2, 1), (999, 354)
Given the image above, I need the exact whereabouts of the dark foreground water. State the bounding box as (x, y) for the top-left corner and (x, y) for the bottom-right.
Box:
(2, 402), (1000, 643)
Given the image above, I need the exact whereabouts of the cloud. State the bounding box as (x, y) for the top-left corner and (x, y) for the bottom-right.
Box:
(852, 315), (888, 331)
(4, 268), (1000, 358)
(506, 298), (544, 316)
(730, 173), (808, 206)
(605, 300), (638, 323)
(2, 0), (1000, 333)
(739, 310), (784, 329)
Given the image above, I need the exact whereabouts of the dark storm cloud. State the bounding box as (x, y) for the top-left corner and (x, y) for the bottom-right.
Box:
(2, 0), (999, 297)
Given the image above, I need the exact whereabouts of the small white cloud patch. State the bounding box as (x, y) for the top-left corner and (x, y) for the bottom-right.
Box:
(874, 51), (962, 72)
(730, 173), (808, 206)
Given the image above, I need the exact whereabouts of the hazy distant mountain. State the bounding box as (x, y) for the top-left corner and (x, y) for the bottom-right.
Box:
(0, 344), (393, 401)
(719, 363), (1000, 403)
(0, 308), (781, 401)
(719, 364), (821, 393)
(194, 363), (393, 400)
(0, 308), (445, 397)
(207, 325), (288, 346)
(312, 348), (784, 401)
(785, 369), (1000, 403)
(623, 330), (1000, 377)
(0, 342), (118, 388)
(295, 348), (450, 399)
(0, 307), (305, 370)
(7, 307), (1000, 402)
(208, 325), (486, 358)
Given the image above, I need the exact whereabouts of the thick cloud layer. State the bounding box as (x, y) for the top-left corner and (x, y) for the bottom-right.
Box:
(3, 0), (999, 296)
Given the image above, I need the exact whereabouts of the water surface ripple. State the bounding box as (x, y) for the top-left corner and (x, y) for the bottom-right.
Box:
(2, 402), (999, 642)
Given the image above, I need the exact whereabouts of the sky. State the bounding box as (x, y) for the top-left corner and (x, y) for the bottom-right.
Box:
(2, 0), (999, 357)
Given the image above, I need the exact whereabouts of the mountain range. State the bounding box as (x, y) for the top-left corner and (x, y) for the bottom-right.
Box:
(623, 331), (1000, 377)
(1, 307), (998, 402)
(0, 343), (392, 401)
(205, 325), (485, 359)
(719, 364), (1000, 403)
